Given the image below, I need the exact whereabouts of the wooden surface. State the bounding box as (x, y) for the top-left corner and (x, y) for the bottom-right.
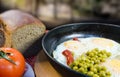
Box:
(34, 50), (62, 77)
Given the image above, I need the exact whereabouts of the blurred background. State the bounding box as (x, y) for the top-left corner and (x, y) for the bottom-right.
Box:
(0, 0), (120, 29)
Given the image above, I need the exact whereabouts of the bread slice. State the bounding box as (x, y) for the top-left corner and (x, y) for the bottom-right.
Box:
(0, 10), (46, 57)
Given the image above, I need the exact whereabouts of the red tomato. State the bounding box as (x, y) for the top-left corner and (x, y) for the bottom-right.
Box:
(62, 49), (74, 65)
(0, 48), (25, 77)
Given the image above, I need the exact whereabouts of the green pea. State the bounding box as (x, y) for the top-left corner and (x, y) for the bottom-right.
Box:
(101, 66), (107, 71)
(94, 60), (100, 64)
(87, 64), (93, 70)
(78, 67), (84, 73)
(87, 56), (91, 59)
(95, 66), (101, 72)
(101, 50), (106, 54)
(107, 52), (111, 57)
(73, 66), (78, 70)
(94, 55), (98, 58)
(78, 63), (83, 67)
(69, 63), (74, 68)
(86, 51), (90, 56)
(98, 54), (102, 57)
(73, 61), (79, 65)
(99, 71), (106, 77)
(93, 74), (99, 77)
(83, 65), (88, 69)
(102, 54), (108, 58)
(100, 58), (106, 62)
(93, 50), (99, 55)
(80, 55), (86, 59)
(87, 71), (94, 76)
(89, 52), (94, 57)
(94, 48), (99, 52)
(105, 76), (111, 77)
(90, 60), (95, 64)
(90, 67), (97, 74)
(106, 71), (111, 76)
(85, 58), (90, 63)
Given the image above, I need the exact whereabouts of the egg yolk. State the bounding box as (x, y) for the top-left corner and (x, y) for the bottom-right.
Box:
(64, 40), (83, 51)
(92, 38), (114, 48)
(108, 59), (120, 73)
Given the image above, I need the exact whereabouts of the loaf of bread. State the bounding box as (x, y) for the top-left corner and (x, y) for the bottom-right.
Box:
(0, 10), (46, 57)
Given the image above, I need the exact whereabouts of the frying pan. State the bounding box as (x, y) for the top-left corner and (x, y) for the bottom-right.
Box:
(42, 23), (120, 77)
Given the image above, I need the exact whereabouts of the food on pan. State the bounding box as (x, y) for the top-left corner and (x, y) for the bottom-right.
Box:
(70, 48), (111, 77)
(0, 10), (46, 53)
(53, 37), (120, 77)
(0, 47), (25, 77)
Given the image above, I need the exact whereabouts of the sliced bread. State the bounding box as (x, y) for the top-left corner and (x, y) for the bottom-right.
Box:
(0, 10), (46, 57)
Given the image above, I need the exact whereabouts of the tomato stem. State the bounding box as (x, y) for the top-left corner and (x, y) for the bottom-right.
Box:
(0, 50), (16, 65)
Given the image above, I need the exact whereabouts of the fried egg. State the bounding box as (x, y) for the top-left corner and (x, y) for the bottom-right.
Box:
(102, 55), (120, 77)
(53, 37), (120, 66)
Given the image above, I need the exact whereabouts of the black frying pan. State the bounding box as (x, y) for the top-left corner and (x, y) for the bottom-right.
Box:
(42, 23), (120, 77)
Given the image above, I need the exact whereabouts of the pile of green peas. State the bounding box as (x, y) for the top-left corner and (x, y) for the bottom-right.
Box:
(70, 48), (111, 77)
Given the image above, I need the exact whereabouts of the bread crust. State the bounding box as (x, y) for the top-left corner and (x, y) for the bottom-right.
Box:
(0, 20), (11, 47)
(0, 10), (45, 33)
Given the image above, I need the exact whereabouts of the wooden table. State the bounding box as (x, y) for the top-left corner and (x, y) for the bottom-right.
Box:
(34, 50), (62, 77)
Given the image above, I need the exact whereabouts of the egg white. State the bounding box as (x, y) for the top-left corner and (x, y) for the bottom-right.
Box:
(53, 37), (120, 66)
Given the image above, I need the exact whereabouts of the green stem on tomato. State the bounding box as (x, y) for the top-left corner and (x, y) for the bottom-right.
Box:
(0, 50), (16, 65)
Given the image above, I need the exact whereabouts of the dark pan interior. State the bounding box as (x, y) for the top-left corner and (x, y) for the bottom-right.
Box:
(42, 23), (120, 77)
